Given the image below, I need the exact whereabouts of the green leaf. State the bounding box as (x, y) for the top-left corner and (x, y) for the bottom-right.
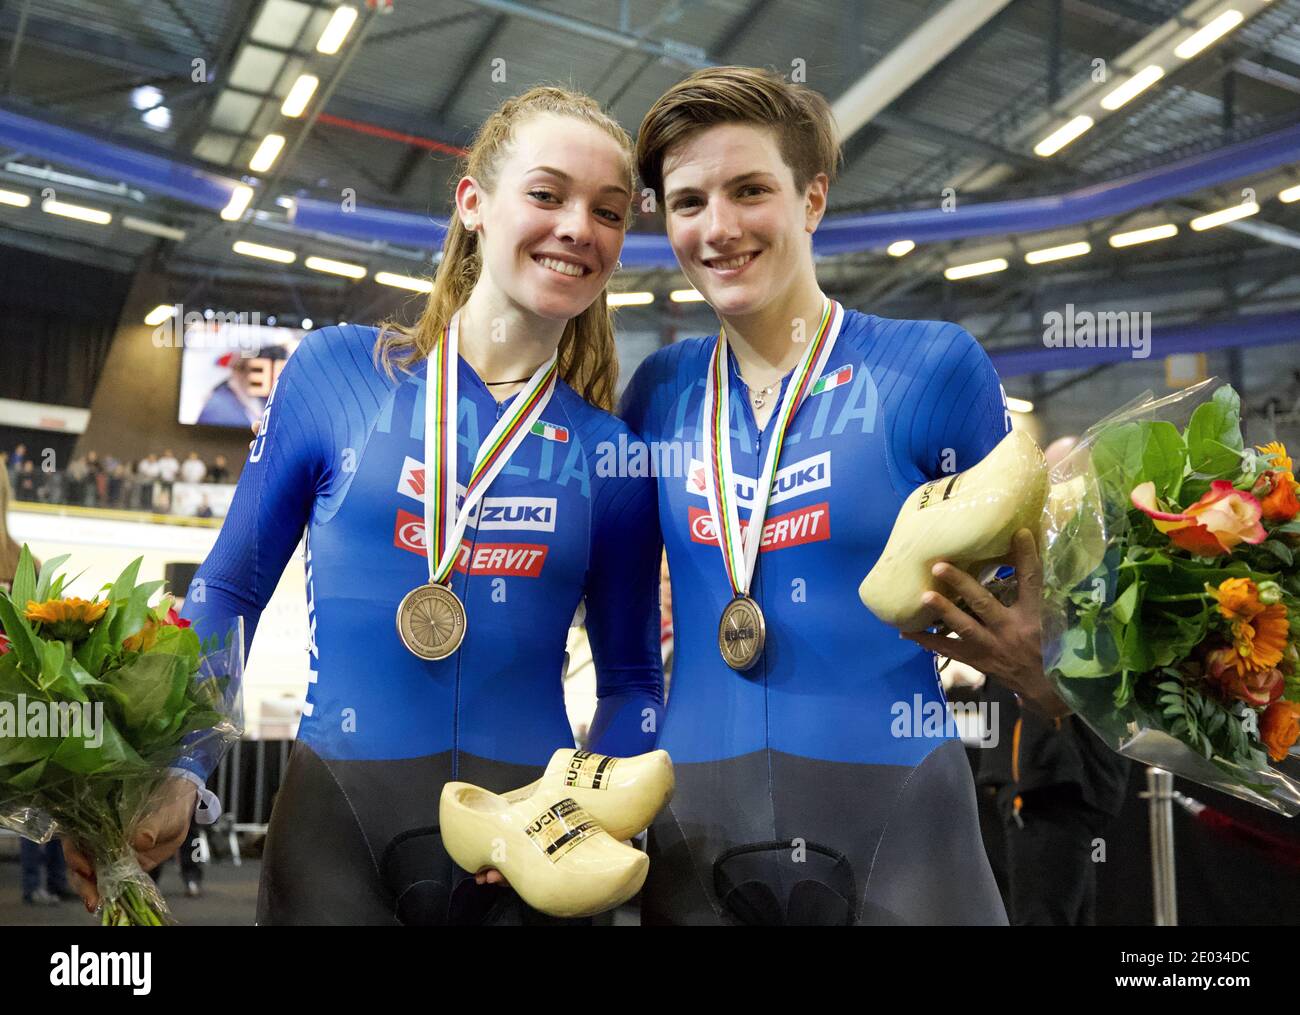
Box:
(103, 653), (188, 732)
(108, 557), (144, 603)
(1142, 422), (1187, 500)
(8, 757), (48, 790)
(0, 723), (59, 765)
(9, 545), (37, 614)
(0, 595), (41, 674)
(50, 718), (147, 775)
(32, 554), (70, 604)
(37, 639), (66, 693)
(1091, 422), (1148, 501)
(1113, 581), (1141, 625)
(176, 708), (225, 738)
(1261, 540), (1293, 566)
(1185, 385), (1244, 477)
(74, 600), (118, 676)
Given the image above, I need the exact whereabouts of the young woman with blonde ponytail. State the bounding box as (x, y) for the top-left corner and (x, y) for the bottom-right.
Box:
(74, 86), (666, 926)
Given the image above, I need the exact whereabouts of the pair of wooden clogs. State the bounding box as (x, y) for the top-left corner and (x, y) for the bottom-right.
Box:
(439, 749), (674, 918)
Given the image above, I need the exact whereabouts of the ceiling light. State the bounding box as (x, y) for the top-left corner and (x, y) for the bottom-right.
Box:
(0, 188), (31, 207)
(1100, 65), (1165, 111)
(1033, 115), (1094, 157)
(142, 106), (171, 131)
(41, 198), (111, 225)
(1025, 240), (1091, 264)
(944, 257), (1008, 280)
(131, 85), (163, 111)
(1190, 201), (1259, 231)
(1108, 223), (1178, 247)
(281, 75), (320, 118)
(250, 134), (286, 173)
(233, 240), (295, 263)
(608, 292), (654, 306)
(1006, 397), (1034, 414)
(375, 271), (432, 292)
(305, 255), (366, 279)
(1174, 9), (1245, 60)
(669, 289), (705, 302)
(220, 184), (255, 222)
(886, 239), (915, 257)
(1277, 184), (1300, 204)
(122, 216), (187, 241)
(144, 304), (177, 326)
(317, 6), (358, 54)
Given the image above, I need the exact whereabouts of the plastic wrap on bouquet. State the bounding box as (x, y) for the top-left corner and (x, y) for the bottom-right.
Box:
(1039, 378), (1300, 815)
(176, 614), (246, 780)
(0, 549), (246, 922)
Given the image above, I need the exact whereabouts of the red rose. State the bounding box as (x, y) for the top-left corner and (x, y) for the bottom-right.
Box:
(0, 632), (10, 656)
(165, 607), (192, 629)
(1204, 646), (1285, 707)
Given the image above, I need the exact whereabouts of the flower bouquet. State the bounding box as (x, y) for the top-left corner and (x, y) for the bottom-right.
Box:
(1042, 379), (1300, 814)
(0, 546), (242, 923)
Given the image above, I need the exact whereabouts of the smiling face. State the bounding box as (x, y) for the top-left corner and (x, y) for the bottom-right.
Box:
(661, 123), (827, 320)
(456, 113), (631, 323)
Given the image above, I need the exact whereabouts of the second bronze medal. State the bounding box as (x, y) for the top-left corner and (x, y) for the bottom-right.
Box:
(397, 582), (466, 661)
(718, 595), (765, 672)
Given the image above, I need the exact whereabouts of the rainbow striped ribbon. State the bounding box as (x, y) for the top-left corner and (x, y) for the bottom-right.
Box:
(423, 311), (558, 585)
(702, 300), (844, 596)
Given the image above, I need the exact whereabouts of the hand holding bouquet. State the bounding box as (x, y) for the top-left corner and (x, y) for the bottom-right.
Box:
(0, 547), (242, 923)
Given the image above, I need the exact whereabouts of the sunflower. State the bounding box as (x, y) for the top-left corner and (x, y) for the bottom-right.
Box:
(1207, 577), (1264, 623)
(24, 597), (110, 641)
(1226, 603), (1290, 676)
(1256, 441), (1293, 474)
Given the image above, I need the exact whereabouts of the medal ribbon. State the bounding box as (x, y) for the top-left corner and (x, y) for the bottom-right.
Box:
(701, 300), (844, 597)
(423, 310), (558, 585)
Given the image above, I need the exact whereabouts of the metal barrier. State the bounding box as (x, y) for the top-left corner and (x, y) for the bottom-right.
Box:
(1142, 766), (1179, 926)
(209, 732), (293, 866)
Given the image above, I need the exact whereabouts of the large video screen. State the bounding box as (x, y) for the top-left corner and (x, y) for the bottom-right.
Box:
(177, 321), (304, 428)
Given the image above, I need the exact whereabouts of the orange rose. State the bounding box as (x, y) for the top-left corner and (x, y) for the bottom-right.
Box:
(1132, 481), (1267, 556)
(1260, 700), (1300, 763)
(1251, 470), (1300, 523)
(1204, 647), (1285, 706)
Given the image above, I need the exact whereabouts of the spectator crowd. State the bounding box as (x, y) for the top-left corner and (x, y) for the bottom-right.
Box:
(2, 443), (232, 514)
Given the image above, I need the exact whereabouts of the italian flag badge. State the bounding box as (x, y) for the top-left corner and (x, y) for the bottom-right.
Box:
(812, 364), (853, 396)
(531, 420), (569, 443)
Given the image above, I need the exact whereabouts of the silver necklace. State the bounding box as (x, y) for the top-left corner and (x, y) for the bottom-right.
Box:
(750, 380), (779, 410)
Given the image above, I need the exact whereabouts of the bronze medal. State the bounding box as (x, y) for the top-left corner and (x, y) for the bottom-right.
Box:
(401, 311), (558, 662)
(718, 595), (765, 672)
(701, 302), (843, 672)
(396, 582), (466, 660)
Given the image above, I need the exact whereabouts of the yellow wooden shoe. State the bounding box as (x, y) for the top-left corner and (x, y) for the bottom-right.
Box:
(439, 782), (649, 918)
(504, 749), (675, 841)
(859, 429), (1048, 632)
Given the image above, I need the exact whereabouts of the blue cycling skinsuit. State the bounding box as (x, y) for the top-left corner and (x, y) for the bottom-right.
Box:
(619, 307), (1012, 925)
(179, 324), (663, 925)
